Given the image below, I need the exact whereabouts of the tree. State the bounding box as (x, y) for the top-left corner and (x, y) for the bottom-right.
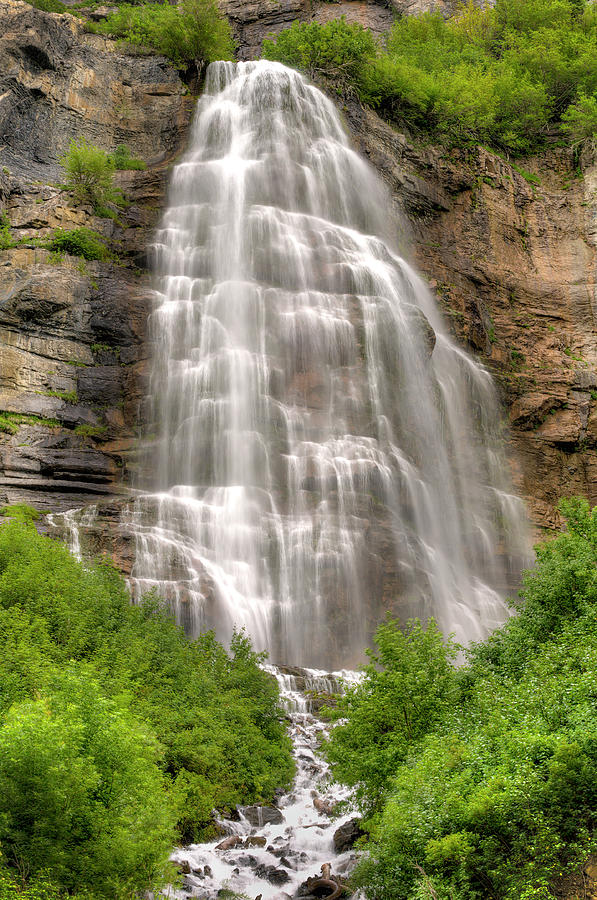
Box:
(0, 670), (176, 897)
(60, 138), (118, 214)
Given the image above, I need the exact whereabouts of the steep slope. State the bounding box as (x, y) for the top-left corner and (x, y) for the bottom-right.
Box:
(0, 0), (192, 513)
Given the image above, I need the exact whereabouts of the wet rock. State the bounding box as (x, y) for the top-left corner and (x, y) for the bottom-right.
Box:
(216, 835), (242, 851)
(254, 864), (291, 885)
(244, 835), (267, 848)
(312, 793), (336, 816)
(177, 860), (191, 875)
(229, 853), (259, 869)
(333, 819), (364, 853)
(240, 805), (284, 826)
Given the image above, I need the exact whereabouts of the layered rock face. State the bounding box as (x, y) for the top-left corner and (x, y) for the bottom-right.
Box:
(0, 0), (595, 548)
(0, 1), (192, 514)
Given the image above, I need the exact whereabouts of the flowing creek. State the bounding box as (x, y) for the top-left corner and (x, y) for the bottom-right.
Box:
(168, 667), (360, 900)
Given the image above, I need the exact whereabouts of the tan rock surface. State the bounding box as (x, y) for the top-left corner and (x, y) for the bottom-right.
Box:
(0, 0), (193, 513)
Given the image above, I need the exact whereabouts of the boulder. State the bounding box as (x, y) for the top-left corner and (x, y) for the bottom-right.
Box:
(254, 864), (290, 885)
(333, 818), (364, 853)
(239, 805), (284, 827)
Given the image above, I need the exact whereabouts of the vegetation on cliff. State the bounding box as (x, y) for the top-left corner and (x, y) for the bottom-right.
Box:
(263, 0), (597, 153)
(90, 0), (234, 72)
(0, 521), (293, 898)
(326, 497), (597, 899)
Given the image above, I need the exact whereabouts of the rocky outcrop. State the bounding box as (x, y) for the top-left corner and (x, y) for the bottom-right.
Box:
(221, 0), (395, 60)
(0, 1), (193, 513)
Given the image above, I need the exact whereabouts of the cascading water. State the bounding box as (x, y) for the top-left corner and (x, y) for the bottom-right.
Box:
(170, 667), (361, 900)
(128, 59), (528, 669)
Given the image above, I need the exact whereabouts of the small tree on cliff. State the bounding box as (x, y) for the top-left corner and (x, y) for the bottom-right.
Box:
(95, 0), (235, 76)
(61, 137), (119, 215)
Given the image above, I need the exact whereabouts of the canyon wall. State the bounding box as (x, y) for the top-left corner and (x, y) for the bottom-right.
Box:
(0, 0), (595, 551)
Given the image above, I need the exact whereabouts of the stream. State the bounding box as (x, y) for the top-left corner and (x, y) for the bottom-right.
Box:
(168, 667), (361, 900)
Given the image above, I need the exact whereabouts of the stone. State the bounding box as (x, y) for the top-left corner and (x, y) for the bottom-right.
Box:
(239, 805), (284, 827)
(244, 835), (267, 848)
(215, 836), (241, 851)
(332, 818), (364, 853)
(254, 864), (290, 885)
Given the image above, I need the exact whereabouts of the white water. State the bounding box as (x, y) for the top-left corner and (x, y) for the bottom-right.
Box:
(169, 667), (361, 900)
(126, 59), (528, 668)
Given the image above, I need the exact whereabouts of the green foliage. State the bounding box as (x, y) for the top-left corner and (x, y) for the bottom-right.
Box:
(0, 412), (60, 435)
(94, 0), (234, 71)
(0, 214), (15, 251)
(60, 138), (119, 213)
(109, 144), (146, 171)
(263, 0), (597, 153)
(326, 619), (459, 811)
(42, 389), (78, 404)
(329, 498), (597, 900)
(263, 19), (377, 89)
(562, 92), (597, 142)
(0, 672), (175, 897)
(24, 0), (67, 12)
(0, 504), (40, 523)
(0, 521), (293, 894)
(74, 424), (108, 438)
(47, 227), (109, 261)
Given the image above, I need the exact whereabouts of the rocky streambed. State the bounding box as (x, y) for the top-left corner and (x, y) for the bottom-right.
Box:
(169, 667), (363, 900)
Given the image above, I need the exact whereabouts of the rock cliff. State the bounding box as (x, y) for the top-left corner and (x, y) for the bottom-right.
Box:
(0, 0), (192, 513)
(0, 0), (595, 547)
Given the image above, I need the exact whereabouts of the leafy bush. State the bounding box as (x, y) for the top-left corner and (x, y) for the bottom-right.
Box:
(110, 144), (146, 170)
(0, 672), (176, 897)
(0, 213), (14, 251)
(263, 18), (377, 89)
(263, 0), (597, 153)
(60, 138), (119, 213)
(327, 498), (597, 900)
(0, 521), (294, 893)
(24, 0), (67, 12)
(94, 0), (234, 72)
(0, 504), (40, 523)
(47, 227), (109, 261)
(562, 92), (597, 142)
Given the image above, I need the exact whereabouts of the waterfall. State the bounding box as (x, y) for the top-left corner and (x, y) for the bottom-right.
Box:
(127, 60), (528, 669)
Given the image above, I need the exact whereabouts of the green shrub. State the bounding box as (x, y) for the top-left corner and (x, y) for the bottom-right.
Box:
(95, 0), (234, 72)
(327, 498), (597, 900)
(0, 213), (14, 251)
(262, 18), (377, 90)
(0, 671), (176, 898)
(0, 504), (40, 523)
(24, 0), (67, 12)
(0, 520), (293, 894)
(263, 0), (597, 154)
(60, 138), (119, 213)
(562, 91), (597, 142)
(110, 144), (146, 171)
(47, 227), (109, 261)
